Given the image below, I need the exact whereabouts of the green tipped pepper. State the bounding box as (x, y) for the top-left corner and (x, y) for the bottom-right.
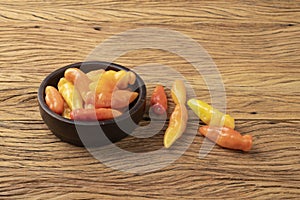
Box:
(187, 98), (235, 129)
(58, 78), (83, 110)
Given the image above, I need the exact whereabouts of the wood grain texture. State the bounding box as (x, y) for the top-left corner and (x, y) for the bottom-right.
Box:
(0, 0), (299, 199)
(1, 120), (299, 199)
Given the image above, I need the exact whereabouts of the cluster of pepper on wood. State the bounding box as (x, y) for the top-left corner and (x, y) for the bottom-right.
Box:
(45, 68), (137, 120)
(150, 81), (252, 151)
(45, 67), (252, 151)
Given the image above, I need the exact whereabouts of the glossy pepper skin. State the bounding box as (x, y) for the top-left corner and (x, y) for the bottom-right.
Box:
(96, 70), (118, 94)
(171, 80), (186, 105)
(58, 78), (83, 110)
(187, 98), (235, 129)
(92, 70), (137, 109)
(64, 68), (91, 102)
(95, 90), (138, 109)
(95, 70), (136, 94)
(164, 104), (188, 148)
(150, 85), (168, 115)
(70, 108), (122, 120)
(199, 126), (252, 151)
(62, 103), (71, 119)
(45, 86), (64, 114)
(164, 80), (188, 148)
(86, 69), (104, 82)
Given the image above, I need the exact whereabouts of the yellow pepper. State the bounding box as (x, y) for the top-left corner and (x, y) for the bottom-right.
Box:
(58, 78), (83, 110)
(164, 80), (188, 148)
(62, 107), (71, 119)
(171, 80), (186, 105)
(164, 104), (188, 148)
(95, 70), (119, 94)
(187, 98), (235, 129)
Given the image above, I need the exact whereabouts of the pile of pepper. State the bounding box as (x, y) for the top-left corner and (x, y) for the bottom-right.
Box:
(150, 83), (253, 151)
(45, 68), (138, 120)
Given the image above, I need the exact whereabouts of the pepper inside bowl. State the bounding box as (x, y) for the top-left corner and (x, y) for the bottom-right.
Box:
(38, 61), (146, 147)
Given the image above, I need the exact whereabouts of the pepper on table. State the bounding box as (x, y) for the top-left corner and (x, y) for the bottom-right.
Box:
(199, 126), (253, 151)
(187, 98), (235, 129)
(164, 80), (188, 148)
(171, 80), (186, 105)
(150, 85), (168, 115)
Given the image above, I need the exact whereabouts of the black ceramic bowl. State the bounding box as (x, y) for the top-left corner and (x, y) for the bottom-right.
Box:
(38, 61), (146, 147)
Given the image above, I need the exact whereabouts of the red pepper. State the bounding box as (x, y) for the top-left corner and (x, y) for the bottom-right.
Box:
(70, 108), (122, 121)
(199, 126), (253, 152)
(150, 85), (167, 115)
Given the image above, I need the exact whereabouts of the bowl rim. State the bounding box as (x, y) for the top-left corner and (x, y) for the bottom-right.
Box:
(38, 61), (146, 126)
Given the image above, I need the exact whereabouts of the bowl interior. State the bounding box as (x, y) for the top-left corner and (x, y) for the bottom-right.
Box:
(38, 61), (146, 126)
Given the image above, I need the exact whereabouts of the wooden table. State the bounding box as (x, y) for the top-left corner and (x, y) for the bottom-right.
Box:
(1, 1), (299, 199)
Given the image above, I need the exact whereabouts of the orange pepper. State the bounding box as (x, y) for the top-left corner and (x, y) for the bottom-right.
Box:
(95, 70), (117, 94)
(45, 86), (64, 114)
(95, 70), (136, 94)
(95, 90), (138, 109)
(199, 126), (253, 152)
(70, 108), (122, 121)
